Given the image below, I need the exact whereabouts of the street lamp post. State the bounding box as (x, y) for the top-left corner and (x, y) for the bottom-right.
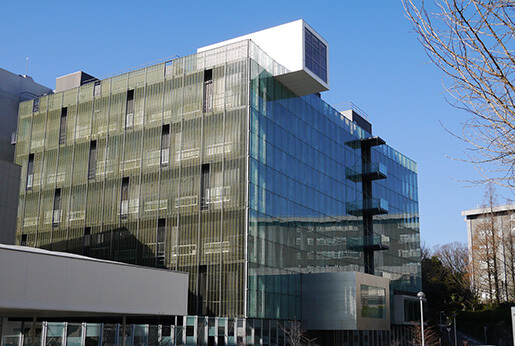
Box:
(439, 311), (445, 346)
(453, 313), (457, 346)
(418, 291), (426, 346)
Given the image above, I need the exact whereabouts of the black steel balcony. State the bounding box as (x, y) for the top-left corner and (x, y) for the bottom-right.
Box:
(347, 198), (388, 216)
(346, 163), (387, 182)
(345, 136), (386, 149)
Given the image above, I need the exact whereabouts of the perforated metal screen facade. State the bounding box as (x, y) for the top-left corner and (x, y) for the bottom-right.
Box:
(15, 42), (250, 318)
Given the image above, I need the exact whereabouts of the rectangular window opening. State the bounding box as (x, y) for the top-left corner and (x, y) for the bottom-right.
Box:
(59, 107), (68, 145)
(26, 153), (34, 190)
(186, 326), (194, 337)
(53, 188), (61, 227)
(93, 81), (102, 97)
(83, 227), (91, 256)
(165, 60), (173, 78)
(88, 140), (97, 180)
(125, 89), (134, 129)
(121, 177), (129, 218)
(203, 69), (213, 113)
(360, 284), (386, 319)
(198, 265), (208, 315)
(161, 124), (170, 167)
(200, 164), (210, 210)
(32, 99), (40, 113)
(157, 218), (166, 267)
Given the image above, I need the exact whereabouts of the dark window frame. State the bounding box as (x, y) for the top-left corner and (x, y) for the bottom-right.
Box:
(125, 89), (135, 129)
(203, 69), (213, 113)
(161, 124), (170, 167)
(156, 218), (166, 267)
(200, 163), (210, 210)
(88, 140), (97, 180)
(121, 177), (129, 218)
(26, 153), (34, 190)
(83, 227), (91, 256)
(59, 107), (68, 145)
(21, 234), (27, 246)
(53, 188), (61, 227)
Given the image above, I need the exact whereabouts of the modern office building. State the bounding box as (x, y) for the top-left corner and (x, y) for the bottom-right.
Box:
(463, 204), (515, 303)
(10, 20), (421, 345)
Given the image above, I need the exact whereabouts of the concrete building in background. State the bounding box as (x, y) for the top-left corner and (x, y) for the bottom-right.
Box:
(9, 20), (421, 345)
(0, 68), (52, 244)
(463, 204), (515, 303)
(0, 68), (53, 162)
(0, 161), (21, 244)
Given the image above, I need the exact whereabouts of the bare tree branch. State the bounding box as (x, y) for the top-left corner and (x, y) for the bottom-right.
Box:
(404, 0), (515, 187)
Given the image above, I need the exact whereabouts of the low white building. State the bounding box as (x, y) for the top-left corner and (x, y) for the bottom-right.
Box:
(0, 244), (188, 346)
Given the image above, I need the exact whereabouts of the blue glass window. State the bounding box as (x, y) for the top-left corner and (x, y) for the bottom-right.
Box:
(305, 28), (327, 83)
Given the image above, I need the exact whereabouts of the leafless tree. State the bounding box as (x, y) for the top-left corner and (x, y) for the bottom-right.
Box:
(410, 323), (441, 346)
(279, 319), (318, 346)
(391, 323), (440, 346)
(485, 183), (502, 303)
(434, 241), (472, 297)
(404, 0), (515, 186)
(470, 184), (503, 303)
(470, 219), (497, 301)
(421, 242), (432, 261)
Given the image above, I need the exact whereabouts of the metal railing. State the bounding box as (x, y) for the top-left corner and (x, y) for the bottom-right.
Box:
(346, 163), (387, 181)
(333, 102), (371, 121)
(347, 198), (389, 216)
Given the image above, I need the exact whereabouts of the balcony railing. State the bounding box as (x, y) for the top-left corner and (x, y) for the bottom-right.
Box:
(347, 198), (388, 216)
(346, 163), (387, 182)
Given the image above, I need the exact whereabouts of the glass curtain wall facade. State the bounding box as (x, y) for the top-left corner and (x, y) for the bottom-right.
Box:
(247, 48), (420, 320)
(14, 39), (420, 322)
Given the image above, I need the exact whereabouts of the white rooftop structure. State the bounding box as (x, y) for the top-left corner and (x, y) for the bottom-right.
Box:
(462, 203), (515, 217)
(198, 19), (329, 96)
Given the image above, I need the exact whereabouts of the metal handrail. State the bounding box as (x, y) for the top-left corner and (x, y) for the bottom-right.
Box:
(333, 102), (371, 121)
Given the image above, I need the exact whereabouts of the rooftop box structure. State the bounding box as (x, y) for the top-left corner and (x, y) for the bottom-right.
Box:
(198, 19), (329, 96)
(55, 71), (97, 93)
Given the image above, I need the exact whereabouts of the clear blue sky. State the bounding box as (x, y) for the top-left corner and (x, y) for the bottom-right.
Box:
(1, 1), (511, 248)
